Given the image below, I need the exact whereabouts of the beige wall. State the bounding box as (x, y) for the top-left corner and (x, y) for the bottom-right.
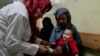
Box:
(67, 0), (100, 34)
(37, 0), (100, 34)
(1, 0), (100, 34)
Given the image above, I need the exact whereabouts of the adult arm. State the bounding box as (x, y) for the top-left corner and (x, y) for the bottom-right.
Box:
(6, 14), (39, 56)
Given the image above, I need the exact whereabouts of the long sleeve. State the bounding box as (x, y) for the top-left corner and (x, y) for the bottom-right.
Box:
(49, 28), (56, 44)
(68, 38), (79, 54)
(5, 14), (39, 56)
(0, 10), (7, 40)
(49, 27), (63, 44)
(56, 38), (64, 47)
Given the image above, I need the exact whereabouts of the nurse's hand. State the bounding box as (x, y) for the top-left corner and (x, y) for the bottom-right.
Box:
(50, 48), (62, 56)
(38, 45), (49, 54)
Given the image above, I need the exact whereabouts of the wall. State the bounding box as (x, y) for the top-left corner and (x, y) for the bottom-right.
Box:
(67, 0), (100, 34)
(0, 0), (13, 8)
(37, 0), (100, 51)
(37, 0), (100, 34)
(1, 0), (100, 34)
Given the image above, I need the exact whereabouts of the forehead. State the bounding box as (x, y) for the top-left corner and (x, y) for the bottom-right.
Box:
(60, 14), (67, 18)
(64, 29), (72, 34)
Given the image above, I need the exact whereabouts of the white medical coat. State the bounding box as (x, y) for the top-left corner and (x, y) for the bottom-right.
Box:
(0, 2), (39, 56)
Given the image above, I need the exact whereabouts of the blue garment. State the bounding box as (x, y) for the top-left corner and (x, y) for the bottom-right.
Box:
(50, 8), (81, 46)
(49, 26), (64, 44)
(49, 25), (81, 47)
(50, 7), (82, 55)
(54, 8), (69, 20)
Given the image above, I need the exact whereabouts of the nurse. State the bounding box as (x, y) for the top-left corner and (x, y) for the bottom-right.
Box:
(0, 0), (52, 56)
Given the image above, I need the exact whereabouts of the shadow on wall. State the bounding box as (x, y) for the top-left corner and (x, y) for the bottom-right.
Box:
(0, 0), (13, 8)
(0, 0), (23, 8)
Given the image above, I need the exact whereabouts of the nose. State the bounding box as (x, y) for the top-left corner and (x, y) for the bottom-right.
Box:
(60, 20), (63, 23)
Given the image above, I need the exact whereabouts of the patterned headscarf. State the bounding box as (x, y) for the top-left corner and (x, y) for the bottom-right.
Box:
(23, 0), (51, 43)
(23, 0), (51, 20)
(54, 8), (71, 25)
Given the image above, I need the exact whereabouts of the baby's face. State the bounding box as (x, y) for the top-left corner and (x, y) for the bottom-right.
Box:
(62, 29), (73, 39)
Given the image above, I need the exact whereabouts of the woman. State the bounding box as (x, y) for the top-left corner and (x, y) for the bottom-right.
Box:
(0, 0), (52, 56)
(49, 8), (82, 56)
(40, 17), (54, 42)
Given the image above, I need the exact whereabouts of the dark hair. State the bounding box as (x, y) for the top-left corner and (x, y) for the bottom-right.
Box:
(65, 26), (75, 37)
(40, 17), (54, 41)
(55, 8), (72, 27)
(64, 12), (71, 24)
(42, 17), (53, 27)
(44, 3), (52, 12)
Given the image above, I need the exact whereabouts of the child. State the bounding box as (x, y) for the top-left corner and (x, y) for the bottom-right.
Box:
(55, 27), (79, 56)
